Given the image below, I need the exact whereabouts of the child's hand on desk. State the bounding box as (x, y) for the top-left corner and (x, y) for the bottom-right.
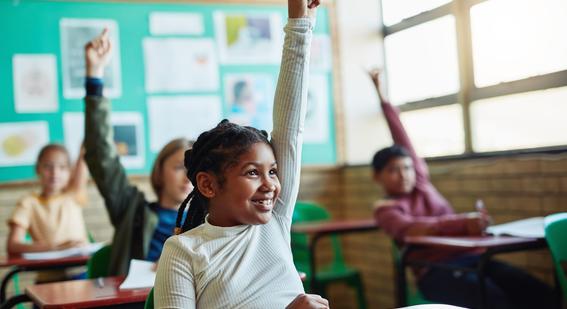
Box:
(286, 294), (330, 309)
(55, 239), (85, 250)
(464, 212), (491, 236)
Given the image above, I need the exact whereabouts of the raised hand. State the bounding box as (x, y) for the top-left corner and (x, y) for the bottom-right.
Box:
(368, 68), (387, 103)
(85, 28), (112, 78)
(288, 0), (321, 19)
(286, 294), (330, 309)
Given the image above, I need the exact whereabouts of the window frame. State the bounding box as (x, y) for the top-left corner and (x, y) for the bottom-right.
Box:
(380, 0), (567, 157)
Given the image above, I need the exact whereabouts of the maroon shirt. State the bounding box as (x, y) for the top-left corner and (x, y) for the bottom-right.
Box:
(374, 100), (480, 267)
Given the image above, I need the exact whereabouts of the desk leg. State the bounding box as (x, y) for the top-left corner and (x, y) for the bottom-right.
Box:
(0, 267), (22, 304)
(0, 294), (31, 309)
(477, 253), (490, 309)
(308, 234), (322, 295)
(396, 247), (409, 308)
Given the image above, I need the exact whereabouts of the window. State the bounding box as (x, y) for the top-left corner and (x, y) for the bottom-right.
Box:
(380, 0), (567, 157)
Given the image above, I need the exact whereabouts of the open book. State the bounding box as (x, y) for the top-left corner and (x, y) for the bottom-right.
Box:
(22, 242), (105, 260)
(486, 217), (545, 238)
(119, 259), (156, 290)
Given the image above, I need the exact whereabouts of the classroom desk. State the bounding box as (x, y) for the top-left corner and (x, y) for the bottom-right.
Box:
(0, 255), (90, 304)
(397, 235), (547, 309)
(290, 218), (379, 294)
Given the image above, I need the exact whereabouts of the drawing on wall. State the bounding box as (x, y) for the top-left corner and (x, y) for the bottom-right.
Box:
(60, 18), (122, 98)
(214, 11), (283, 64)
(63, 112), (144, 168)
(147, 96), (222, 151)
(304, 74), (330, 143)
(224, 74), (275, 132)
(0, 121), (49, 167)
(143, 38), (219, 93)
(310, 34), (332, 72)
(149, 12), (204, 35)
(13, 54), (59, 113)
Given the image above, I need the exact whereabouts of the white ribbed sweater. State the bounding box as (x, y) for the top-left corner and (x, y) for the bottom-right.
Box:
(154, 18), (313, 309)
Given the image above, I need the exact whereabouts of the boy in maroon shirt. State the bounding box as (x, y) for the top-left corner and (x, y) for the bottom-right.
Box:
(369, 70), (555, 309)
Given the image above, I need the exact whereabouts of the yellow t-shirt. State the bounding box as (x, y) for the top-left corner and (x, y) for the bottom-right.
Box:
(8, 191), (89, 282)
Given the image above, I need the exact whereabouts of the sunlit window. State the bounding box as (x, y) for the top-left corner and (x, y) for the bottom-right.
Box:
(471, 0), (567, 87)
(384, 15), (460, 105)
(471, 86), (567, 152)
(381, 0), (451, 26)
(401, 104), (464, 157)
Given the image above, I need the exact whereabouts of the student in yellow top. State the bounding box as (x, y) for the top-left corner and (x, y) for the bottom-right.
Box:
(6, 144), (89, 281)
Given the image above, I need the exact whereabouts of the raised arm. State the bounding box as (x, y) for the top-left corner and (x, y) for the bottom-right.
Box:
(83, 29), (143, 226)
(270, 0), (316, 223)
(65, 145), (88, 204)
(368, 70), (429, 181)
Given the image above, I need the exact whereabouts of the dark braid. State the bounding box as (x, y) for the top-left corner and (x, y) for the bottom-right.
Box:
(175, 119), (271, 234)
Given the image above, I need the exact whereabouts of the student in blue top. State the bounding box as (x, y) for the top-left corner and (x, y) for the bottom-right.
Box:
(83, 30), (192, 275)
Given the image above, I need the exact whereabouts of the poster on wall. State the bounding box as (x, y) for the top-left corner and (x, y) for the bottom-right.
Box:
(63, 112), (144, 168)
(214, 11), (283, 64)
(310, 34), (332, 72)
(0, 121), (49, 167)
(143, 38), (219, 93)
(304, 74), (330, 143)
(224, 73), (275, 132)
(60, 18), (122, 99)
(13, 54), (58, 113)
(149, 12), (204, 36)
(147, 96), (222, 151)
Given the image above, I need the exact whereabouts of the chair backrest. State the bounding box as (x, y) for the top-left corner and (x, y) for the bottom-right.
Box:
(86, 245), (112, 279)
(544, 213), (567, 302)
(291, 201), (345, 273)
(144, 287), (154, 309)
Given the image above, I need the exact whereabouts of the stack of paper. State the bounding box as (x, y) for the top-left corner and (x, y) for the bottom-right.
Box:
(487, 217), (545, 238)
(22, 242), (105, 260)
(119, 259), (156, 290)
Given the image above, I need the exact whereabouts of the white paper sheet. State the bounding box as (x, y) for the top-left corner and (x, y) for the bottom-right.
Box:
(214, 11), (283, 64)
(147, 96), (222, 151)
(304, 74), (330, 143)
(143, 38), (219, 93)
(487, 217), (545, 238)
(63, 112), (145, 168)
(149, 12), (204, 35)
(60, 18), (122, 98)
(0, 121), (49, 167)
(310, 34), (332, 72)
(119, 259), (156, 290)
(13, 54), (58, 113)
(22, 242), (105, 260)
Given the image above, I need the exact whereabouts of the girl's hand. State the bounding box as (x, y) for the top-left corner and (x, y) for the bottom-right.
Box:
(465, 212), (491, 236)
(85, 28), (112, 78)
(286, 293), (330, 309)
(288, 0), (321, 19)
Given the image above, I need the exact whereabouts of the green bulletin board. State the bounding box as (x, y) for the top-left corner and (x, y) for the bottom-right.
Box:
(0, 0), (337, 183)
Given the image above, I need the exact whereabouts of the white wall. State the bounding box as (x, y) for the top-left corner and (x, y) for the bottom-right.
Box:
(335, 0), (392, 164)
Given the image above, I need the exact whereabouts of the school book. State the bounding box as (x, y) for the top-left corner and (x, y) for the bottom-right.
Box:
(22, 242), (105, 260)
(119, 259), (156, 290)
(486, 217), (545, 238)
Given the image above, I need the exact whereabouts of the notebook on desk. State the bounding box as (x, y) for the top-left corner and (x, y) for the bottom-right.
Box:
(486, 217), (545, 238)
(22, 242), (105, 260)
(119, 259), (156, 290)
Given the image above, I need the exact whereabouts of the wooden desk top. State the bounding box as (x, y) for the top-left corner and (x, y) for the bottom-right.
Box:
(403, 235), (543, 249)
(291, 218), (378, 234)
(0, 255), (89, 268)
(26, 276), (151, 309)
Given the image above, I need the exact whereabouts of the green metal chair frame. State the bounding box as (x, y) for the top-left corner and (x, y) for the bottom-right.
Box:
(544, 213), (567, 305)
(144, 287), (154, 309)
(86, 244), (112, 279)
(291, 201), (367, 309)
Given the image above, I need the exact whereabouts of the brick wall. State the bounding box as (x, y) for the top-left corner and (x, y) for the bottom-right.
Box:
(0, 154), (565, 308)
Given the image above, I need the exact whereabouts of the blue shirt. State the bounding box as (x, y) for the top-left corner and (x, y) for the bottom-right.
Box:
(147, 203), (185, 262)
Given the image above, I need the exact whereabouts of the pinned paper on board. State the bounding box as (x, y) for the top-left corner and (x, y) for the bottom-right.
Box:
(224, 74), (275, 132)
(13, 54), (59, 113)
(60, 18), (122, 98)
(147, 96), (222, 151)
(304, 75), (330, 143)
(310, 34), (332, 72)
(143, 38), (219, 93)
(0, 122), (49, 167)
(149, 12), (204, 35)
(63, 112), (145, 168)
(214, 11), (283, 64)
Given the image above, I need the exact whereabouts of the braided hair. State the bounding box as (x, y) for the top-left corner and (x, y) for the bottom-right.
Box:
(175, 119), (271, 234)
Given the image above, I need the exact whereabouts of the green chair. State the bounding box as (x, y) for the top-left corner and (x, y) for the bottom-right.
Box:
(144, 287), (154, 309)
(391, 241), (433, 306)
(86, 245), (112, 278)
(291, 201), (366, 309)
(544, 213), (567, 304)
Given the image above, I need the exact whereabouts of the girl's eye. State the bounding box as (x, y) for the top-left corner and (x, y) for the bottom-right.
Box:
(269, 168), (278, 175)
(247, 170), (259, 176)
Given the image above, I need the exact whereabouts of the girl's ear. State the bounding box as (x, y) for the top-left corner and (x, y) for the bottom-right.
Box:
(372, 171), (382, 185)
(196, 171), (217, 199)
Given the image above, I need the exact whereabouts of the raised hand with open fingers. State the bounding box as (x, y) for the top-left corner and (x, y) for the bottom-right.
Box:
(85, 28), (112, 78)
(288, 0), (321, 19)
